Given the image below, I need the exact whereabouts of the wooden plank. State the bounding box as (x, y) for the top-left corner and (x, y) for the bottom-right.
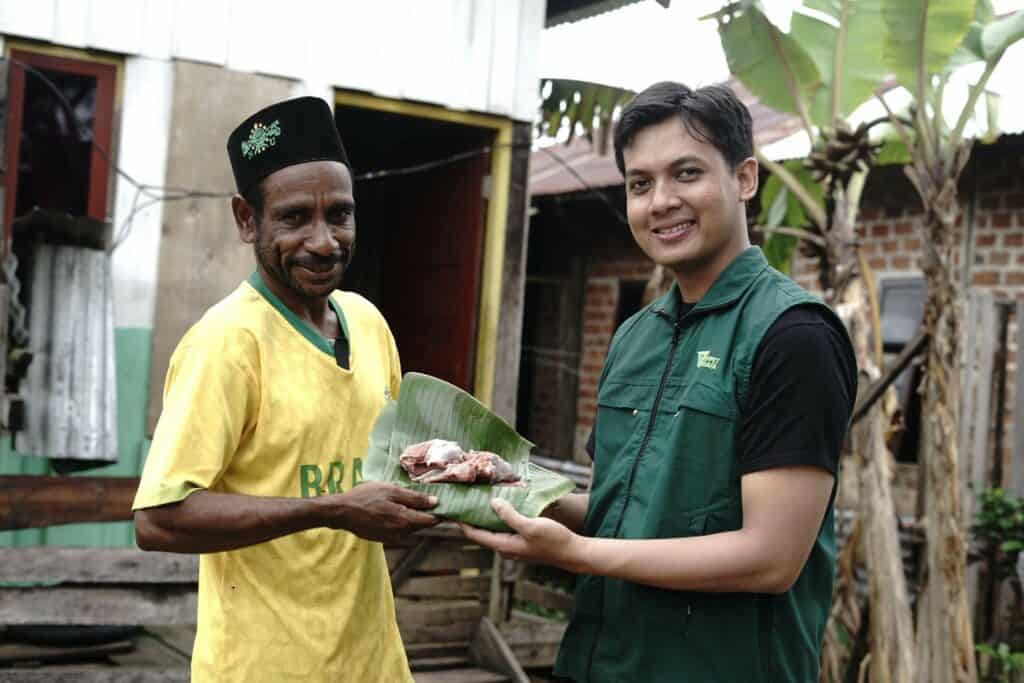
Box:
(386, 544), (491, 572)
(0, 640), (134, 666)
(396, 574), (490, 600)
(400, 621), (478, 645)
(144, 626), (195, 659)
(0, 586), (197, 626)
(513, 579), (574, 613)
(851, 329), (929, 424)
(469, 617), (529, 683)
(499, 613), (567, 669)
(499, 614), (568, 646)
(409, 655), (474, 672)
(391, 539), (437, 590)
(396, 599), (486, 628)
(0, 671), (188, 683)
(1013, 302), (1024, 498)
(490, 121), (532, 425)
(0, 475), (139, 530)
(405, 641), (472, 661)
(412, 668), (509, 683)
(0, 631), (190, 682)
(960, 291), (995, 528)
(0, 547), (197, 584)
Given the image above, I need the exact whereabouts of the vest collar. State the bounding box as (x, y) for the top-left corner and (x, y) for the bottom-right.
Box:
(653, 247), (769, 320)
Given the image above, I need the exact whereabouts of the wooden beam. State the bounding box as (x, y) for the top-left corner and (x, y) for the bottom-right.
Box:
(470, 617), (530, 683)
(513, 579), (574, 613)
(0, 547), (197, 584)
(0, 586), (197, 626)
(0, 475), (139, 530)
(389, 538), (435, 590)
(851, 330), (929, 424)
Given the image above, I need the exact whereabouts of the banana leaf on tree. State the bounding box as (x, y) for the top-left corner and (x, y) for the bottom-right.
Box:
(363, 372), (575, 531)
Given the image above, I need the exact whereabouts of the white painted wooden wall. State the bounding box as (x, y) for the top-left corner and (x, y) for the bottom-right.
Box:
(0, 0), (545, 122)
(0, 0), (545, 331)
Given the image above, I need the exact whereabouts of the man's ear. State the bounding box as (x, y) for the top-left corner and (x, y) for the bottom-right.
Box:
(233, 195), (257, 244)
(736, 156), (758, 202)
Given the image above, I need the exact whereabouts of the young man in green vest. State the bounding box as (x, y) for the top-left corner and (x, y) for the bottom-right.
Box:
(462, 81), (857, 681)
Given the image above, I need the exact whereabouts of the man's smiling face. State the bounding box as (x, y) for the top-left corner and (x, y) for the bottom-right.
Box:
(622, 116), (756, 298)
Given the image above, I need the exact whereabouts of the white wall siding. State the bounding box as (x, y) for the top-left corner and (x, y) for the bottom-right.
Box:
(109, 56), (174, 330)
(0, 0), (545, 121)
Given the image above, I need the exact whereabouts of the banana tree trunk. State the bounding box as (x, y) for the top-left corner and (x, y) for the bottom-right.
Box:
(906, 146), (977, 683)
(837, 273), (916, 683)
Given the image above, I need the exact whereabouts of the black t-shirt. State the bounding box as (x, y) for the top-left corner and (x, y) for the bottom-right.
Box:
(585, 304), (857, 476)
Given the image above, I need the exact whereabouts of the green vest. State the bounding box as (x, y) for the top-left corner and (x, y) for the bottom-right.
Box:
(554, 248), (841, 683)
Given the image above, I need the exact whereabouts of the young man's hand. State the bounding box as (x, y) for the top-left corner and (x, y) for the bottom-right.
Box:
(322, 482), (439, 543)
(459, 499), (586, 572)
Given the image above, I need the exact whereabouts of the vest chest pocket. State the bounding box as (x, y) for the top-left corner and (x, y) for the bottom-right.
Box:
(678, 380), (738, 421)
(594, 382), (659, 468)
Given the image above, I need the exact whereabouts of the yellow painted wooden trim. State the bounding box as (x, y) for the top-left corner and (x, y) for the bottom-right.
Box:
(473, 122), (513, 408)
(334, 90), (513, 407)
(334, 90), (509, 131)
(3, 38), (125, 103)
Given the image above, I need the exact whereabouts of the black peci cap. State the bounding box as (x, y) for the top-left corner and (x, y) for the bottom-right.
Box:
(227, 96), (350, 195)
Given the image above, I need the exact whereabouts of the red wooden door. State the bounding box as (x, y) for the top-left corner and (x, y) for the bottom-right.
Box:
(380, 153), (488, 392)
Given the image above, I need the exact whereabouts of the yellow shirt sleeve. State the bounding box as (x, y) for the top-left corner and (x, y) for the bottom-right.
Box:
(133, 325), (260, 510)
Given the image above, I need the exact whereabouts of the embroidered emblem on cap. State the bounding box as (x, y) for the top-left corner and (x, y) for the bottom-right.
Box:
(241, 120), (281, 159)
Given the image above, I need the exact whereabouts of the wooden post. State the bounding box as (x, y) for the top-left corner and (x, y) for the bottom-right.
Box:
(1013, 302), (1024, 499)
(0, 475), (139, 530)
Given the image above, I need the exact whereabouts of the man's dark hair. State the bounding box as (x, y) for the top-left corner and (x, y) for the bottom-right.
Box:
(613, 82), (753, 174)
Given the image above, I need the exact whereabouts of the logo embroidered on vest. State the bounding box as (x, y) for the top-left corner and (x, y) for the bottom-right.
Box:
(696, 350), (720, 370)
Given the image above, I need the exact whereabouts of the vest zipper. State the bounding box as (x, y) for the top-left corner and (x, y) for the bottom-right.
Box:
(584, 317), (682, 681)
(611, 318), (681, 537)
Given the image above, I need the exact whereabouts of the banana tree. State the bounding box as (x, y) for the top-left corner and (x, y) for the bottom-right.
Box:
(873, 4), (1024, 683)
(713, 3), (915, 681)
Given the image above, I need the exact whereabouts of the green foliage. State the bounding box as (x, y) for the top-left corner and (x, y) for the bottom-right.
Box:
(538, 79), (635, 151)
(977, 642), (1024, 683)
(881, 0), (976, 98)
(756, 161), (823, 273)
(974, 488), (1024, 583)
(717, 4), (823, 124)
(362, 373), (575, 531)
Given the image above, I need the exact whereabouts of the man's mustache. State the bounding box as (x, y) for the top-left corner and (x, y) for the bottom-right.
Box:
(290, 250), (351, 269)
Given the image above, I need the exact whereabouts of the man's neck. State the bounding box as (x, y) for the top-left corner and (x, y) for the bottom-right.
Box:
(258, 267), (337, 337)
(672, 235), (750, 304)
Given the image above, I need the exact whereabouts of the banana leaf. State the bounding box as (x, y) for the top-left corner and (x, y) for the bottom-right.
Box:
(363, 372), (575, 531)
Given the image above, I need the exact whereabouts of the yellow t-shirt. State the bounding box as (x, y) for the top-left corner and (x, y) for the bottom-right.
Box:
(133, 274), (411, 683)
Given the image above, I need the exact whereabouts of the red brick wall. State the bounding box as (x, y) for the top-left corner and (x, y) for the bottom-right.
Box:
(572, 260), (656, 462)
(522, 282), (570, 456)
(791, 151), (1024, 482)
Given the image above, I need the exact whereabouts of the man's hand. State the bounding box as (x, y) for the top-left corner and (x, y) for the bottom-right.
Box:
(459, 499), (585, 572)
(322, 482), (439, 543)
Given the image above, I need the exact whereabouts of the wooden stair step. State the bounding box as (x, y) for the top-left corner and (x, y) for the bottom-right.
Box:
(409, 654), (474, 671)
(405, 640), (471, 659)
(412, 667), (511, 683)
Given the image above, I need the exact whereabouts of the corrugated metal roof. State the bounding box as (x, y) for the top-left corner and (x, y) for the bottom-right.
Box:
(530, 77), (804, 196)
(546, 0), (670, 28)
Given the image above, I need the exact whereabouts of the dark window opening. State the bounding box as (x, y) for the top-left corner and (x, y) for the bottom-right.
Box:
(879, 277), (926, 463)
(15, 68), (97, 220)
(615, 280), (647, 329)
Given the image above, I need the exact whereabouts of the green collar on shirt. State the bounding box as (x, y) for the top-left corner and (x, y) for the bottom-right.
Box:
(247, 271), (349, 357)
